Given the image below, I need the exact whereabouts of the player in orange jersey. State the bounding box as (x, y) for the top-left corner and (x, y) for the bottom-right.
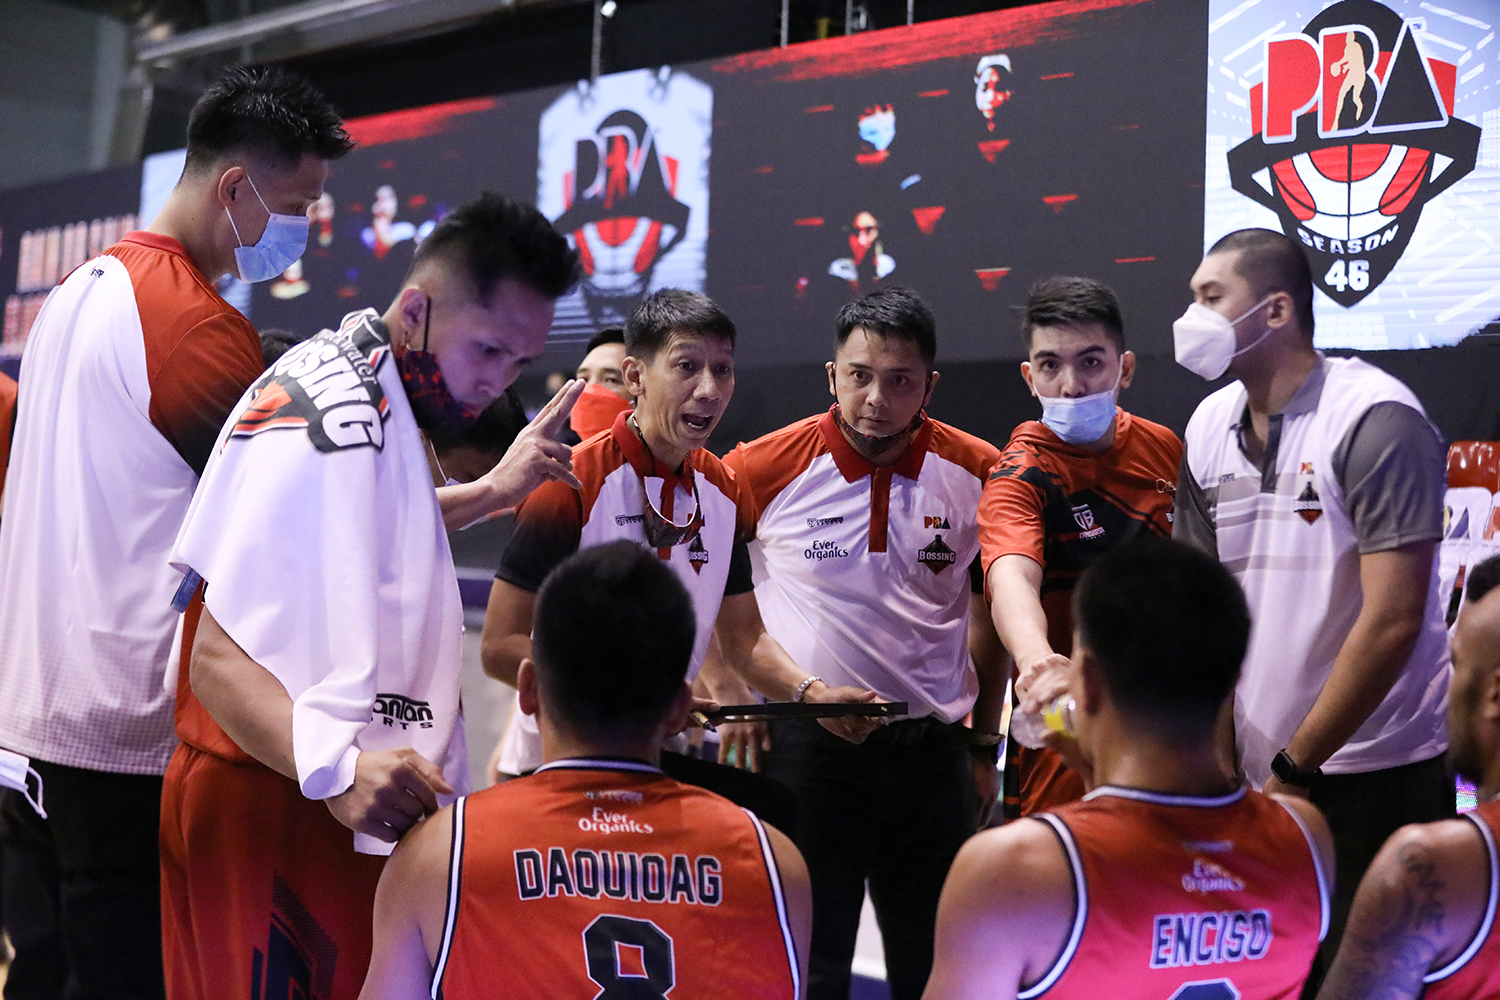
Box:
(1317, 553), (1500, 1000)
(925, 537), (1334, 1000)
(361, 540), (811, 1000)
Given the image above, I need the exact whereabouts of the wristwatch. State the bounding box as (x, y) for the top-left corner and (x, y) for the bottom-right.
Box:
(1270, 749), (1321, 788)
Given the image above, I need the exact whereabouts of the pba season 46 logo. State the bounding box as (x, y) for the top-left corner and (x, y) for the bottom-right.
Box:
(1225, 0), (1480, 306)
(539, 67), (712, 339)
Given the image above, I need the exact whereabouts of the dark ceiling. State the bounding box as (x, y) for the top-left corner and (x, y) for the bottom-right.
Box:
(91, 0), (1040, 154)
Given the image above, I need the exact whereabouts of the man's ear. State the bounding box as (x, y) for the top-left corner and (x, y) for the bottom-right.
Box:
(1020, 361), (1037, 397)
(622, 355), (647, 400)
(394, 287), (430, 347)
(216, 165), (248, 208)
(1266, 291), (1296, 329)
(660, 681), (695, 738)
(922, 370), (941, 409)
(826, 361), (838, 399)
(1480, 664), (1500, 724)
(1118, 350), (1136, 391)
(1076, 650), (1106, 716)
(517, 658), (540, 718)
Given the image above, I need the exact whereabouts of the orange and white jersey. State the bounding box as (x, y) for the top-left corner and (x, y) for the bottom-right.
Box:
(1422, 798), (1500, 1000)
(1023, 786), (1328, 1000)
(725, 409), (998, 721)
(495, 411), (755, 773)
(434, 759), (799, 1000)
(0, 232), (262, 774)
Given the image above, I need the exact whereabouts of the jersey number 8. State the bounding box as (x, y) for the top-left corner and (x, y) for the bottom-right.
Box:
(584, 914), (676, 1000)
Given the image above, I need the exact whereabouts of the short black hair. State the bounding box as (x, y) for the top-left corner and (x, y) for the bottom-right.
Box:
(1207, 228), (1316, 336)
(1468, 555), (1500, 606)
(184, 65), (353, 174)
(1074, 537), (1250, 733)
(430, 387), (528, 455)
(531, 541), (696, 739)
(585, 328), (626, 354)
(835, 286), (936, 368)
(1021, 276), (1125, 353)
(625, 289), (735, 362)
(258, 327), (310, 367)
(409, 193), (580, 304)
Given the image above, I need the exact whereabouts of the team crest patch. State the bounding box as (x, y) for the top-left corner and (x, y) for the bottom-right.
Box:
(687, 534), (709, 574)
(231, 312), (390, 454)
(917, 535), (956, 575)
(1295, 483), (1324, 524)
(1071, 503), (1106, 540)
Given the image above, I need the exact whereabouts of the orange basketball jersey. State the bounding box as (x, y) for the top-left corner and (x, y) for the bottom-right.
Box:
(434, 759), (800, 1000)
(1021, 786), (1328, 1000)
(1422, 798), (1500, 1000)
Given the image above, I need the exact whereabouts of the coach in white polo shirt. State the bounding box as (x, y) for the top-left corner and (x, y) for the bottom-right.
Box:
(724, 286), (1006, 1000)
(1174, 228), (1452, 992)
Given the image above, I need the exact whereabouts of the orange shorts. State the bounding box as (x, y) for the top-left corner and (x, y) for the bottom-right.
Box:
(160, 743), (387, 1000)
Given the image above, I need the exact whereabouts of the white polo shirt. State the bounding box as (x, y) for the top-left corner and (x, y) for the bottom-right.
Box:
(725, 409), (999, 722)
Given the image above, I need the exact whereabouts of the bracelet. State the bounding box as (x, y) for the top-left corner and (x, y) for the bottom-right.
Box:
(968, 741), (1001, 763)
(963, 729), (1004, 747)
(792, 676), (823, 703)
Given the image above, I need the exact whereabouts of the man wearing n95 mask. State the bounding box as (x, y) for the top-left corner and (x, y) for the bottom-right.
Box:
(978, 277), (1181, 820)
(1173, 228), (1451, 996)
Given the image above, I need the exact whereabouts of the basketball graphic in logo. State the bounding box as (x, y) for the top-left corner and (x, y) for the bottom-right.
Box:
(1224, 0), (1480, 306)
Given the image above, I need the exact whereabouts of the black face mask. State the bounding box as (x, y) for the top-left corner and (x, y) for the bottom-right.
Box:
(833, 402), (926, 460)
(397, 298), (479, 443)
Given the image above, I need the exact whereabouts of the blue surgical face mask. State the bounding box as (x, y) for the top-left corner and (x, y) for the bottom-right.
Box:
(1037, 370), (1120, 445)
(224, 173), (310, 283)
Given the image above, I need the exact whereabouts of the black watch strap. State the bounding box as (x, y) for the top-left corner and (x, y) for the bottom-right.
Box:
(1270, 749), (1321, 787)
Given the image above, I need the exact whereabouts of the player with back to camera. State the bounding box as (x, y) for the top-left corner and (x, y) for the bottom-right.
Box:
(361, 540), (811, 1000)
(924, 537), (1335, 1000)
(1174, 228), (1451, 991)
(160, 193), (583, 1000)
(1316, 553), (1500, 1000)
(980, 276), (1181, 820)
(0, 64), (350, 1000)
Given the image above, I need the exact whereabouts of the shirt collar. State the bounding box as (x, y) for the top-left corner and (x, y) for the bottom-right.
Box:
(610, 409), (695, 490)
(817, 405), (930, 483)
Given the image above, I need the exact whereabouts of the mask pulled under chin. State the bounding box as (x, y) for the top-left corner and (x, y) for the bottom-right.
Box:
(398, 347), (479, 445)
(833, 404), (925, 457)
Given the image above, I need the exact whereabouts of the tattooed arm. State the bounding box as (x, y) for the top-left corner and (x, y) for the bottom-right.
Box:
(1317, 819), (1490, 1000)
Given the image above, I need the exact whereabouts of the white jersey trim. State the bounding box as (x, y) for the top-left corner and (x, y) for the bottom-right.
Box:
(744, 808), (801, 1000)
(431, 795), (467, 999)
(1083, 785), (1248, 809)
(1276, 800), (1332, 942)
(1018, 813), (1088, 1000)
(1424, 812), (1498, 983)
(533, 758), (664, 775)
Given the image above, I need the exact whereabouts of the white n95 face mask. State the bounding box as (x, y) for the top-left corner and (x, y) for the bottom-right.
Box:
(0, 748), (45, 818)
(1039, 378), (1118, 445)
(1172, 296), (1277, 381)
(225, 173), (310, 284)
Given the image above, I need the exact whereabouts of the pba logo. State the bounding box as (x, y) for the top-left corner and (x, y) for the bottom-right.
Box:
(539, 68), (712, 333)
(1226, 0), (1480, 306)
